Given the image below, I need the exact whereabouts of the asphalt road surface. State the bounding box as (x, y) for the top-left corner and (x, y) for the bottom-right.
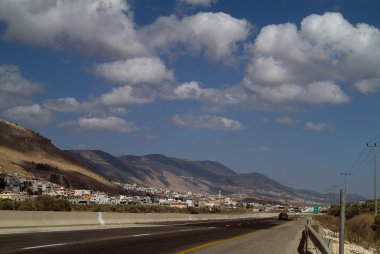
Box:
(0, 216), (303, 254)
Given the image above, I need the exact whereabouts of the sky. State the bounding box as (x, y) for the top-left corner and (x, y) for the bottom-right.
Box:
(0, 0), (379, 198)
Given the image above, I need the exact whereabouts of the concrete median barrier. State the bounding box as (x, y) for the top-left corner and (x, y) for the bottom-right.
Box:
(0, 211), (276, 228)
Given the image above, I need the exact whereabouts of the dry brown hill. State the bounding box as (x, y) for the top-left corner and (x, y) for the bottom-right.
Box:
(0, 119), (120, 193)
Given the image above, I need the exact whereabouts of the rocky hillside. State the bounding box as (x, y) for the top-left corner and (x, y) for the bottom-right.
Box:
(0, 119), (364, 203)
(66, 150), (361, 203)
(0, 120), (121, 193)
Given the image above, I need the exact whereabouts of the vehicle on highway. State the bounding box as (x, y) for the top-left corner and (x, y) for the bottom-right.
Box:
(278, 212), (288, 220)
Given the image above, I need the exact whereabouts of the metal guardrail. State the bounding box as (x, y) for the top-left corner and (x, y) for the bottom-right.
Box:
(305, 220), (333, 254)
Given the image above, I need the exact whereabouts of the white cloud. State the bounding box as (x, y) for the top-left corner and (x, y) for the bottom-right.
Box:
(173, 81), (209, 99)
(351, 79), (380, 94)
(140, 12), (250, 63)
(243, 12), (380, 105)
(304, 121), (330, 131)
(247, 81), (349, 105)
(94, 57), (174, 86)
(276, 116), (295, 125)
(0, 65), (43, 108)
(0, 0), (147, 59)
(43, 98), (80, 112)
(179, 0), (217, 7)
(100, 86), (156, 106)
(2, 104), (53, 126)
(61, 116), (138, 133)
(170, 81), (256, 110)
(172, 113), (245, 131)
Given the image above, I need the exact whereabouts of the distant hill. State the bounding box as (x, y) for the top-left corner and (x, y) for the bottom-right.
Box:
(0, 120), (121, 193)
(0, 119), (364, 203)
(65, 150), (364, 203)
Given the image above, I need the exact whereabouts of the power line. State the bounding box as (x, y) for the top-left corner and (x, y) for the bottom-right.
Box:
(350, 148), (373, 175)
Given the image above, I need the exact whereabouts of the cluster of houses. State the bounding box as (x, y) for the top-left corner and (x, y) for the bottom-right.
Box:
(0, 173), (321, 212)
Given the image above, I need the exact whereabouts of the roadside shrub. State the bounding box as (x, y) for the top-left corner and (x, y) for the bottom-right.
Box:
(187, 207), (199, 214)
(0, 199), (16, 210)
(16, 195), (71, 211)
(346, 213), (375, 245)
(314, 214), (339, 234)
(346, 203), (361, 219)
(33, 195), (71, 211)
(18, 198), (37, 211)
(327, 205), (340, 216)
(372, 214), (380, 240)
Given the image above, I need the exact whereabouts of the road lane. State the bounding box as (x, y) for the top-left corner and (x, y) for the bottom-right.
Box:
(0, 217), (301, 254)
(184, 217), (307, 254)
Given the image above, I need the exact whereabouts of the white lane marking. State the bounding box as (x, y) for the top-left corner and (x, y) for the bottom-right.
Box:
(131, 233), (151, 237)
(225, 225), (230, 227)
(179, 229), (194, 232)
(208, 227), (216, 229)
(22, 243), (66, 250)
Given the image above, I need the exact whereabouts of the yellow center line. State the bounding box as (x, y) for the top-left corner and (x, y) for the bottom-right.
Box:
(176, 222), (286, 254)
(175, 229), (263, 254)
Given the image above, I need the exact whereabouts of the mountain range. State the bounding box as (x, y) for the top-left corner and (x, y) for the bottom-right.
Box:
(0, 119), (364, 203)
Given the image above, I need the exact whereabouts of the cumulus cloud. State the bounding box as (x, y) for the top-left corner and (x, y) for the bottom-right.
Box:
(170, 81), (258, 110)
(244, 12), (380, 105)
(94, 57), (174, 86)
(172, 113), (245, 131)
(43, 98), (80, 112)
(2, 104), (53, 126)
(100, 86), (156, 106)
(173, 81), (212, 100)
(61, 116), (138, 133)
(351, 79), (380, 94)
(0, 65), (43, 108)
(276, 116), (295, 125)
(248, 81), (350, 105)
(304, 121), (330, 131)
(140, 12), (250, 63)
(0, 0), (147, 59)
(178, 0), (217, 7)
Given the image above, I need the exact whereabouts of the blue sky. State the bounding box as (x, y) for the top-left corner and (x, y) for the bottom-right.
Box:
(0, 0), (379, 197)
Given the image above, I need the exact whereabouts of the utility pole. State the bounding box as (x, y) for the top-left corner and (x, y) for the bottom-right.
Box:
(339, 172), (350, 254)
(339, 188), (345, 254)
(367, 143), (378, 215)
(341, 172), (351, 198)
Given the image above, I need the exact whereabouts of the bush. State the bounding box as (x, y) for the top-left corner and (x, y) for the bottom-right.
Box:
(346, 213), (375, 244)
(18, 199), (37, 211)
(0, 199), (16, 210)
(17, 195), (71, 211)
(372, 214), (380, 240)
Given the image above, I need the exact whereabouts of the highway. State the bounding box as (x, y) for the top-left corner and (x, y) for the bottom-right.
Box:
(0, 216), (304, 254)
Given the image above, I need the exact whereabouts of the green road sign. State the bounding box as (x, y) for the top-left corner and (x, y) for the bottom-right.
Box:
(313, 204), (319, 215)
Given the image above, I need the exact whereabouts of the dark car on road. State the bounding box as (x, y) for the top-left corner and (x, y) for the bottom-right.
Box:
(278, 212), (288, 220)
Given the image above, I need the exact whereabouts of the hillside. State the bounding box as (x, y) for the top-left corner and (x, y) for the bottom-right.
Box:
(0, 120), (120, 193)
(66, 150), (352, 203)
(0, 119), (364, 203)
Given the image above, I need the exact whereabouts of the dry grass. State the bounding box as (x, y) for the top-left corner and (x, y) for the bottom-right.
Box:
(346, 213), (376, 248)
(316, 213), (379, 250)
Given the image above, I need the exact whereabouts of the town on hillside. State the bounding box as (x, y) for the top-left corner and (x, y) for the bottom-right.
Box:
(0, 172), (325, 213)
